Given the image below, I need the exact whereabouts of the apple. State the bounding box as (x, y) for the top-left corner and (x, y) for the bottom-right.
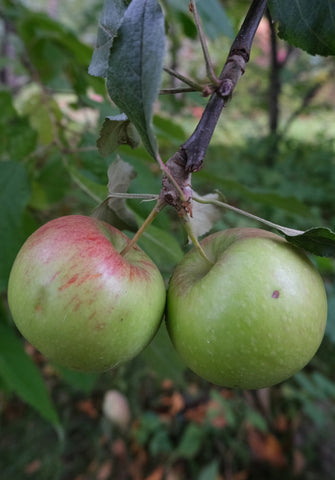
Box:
(166, 228), (327, 389)
(8, 215), (166, 372)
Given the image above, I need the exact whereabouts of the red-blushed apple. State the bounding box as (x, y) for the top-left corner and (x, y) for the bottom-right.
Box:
(166, 228), (327, 389)
(8, 215), (166, 372)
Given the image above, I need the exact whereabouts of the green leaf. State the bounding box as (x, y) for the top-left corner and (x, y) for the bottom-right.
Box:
(245, 407), (268, 432)
(284, 227), (335, 258)
(197, 461), (219, 480)
(269, 0), (335, 56)
(200, 172), (311, 217)
(135, 221), (184, 274)
(149, 429), (173, 456)
(209, 390), (237, 428)
(326, 292), (335, 343)
(16, 8), (93, 92)
(16, 86), (62, 145)
(65, 161), (107, 203)
(93, 157), (138, 231)
(153, 114), (186, 146)
(97, 114), (141, 158)
(192, 194), (335, 258)
(0, 91), (37, 161)
(88, 0), (128, 77)
(29, 154), (71, 210)
(176, 423), (204, 459)
(0, 161), (31, 292)
(106, 0), (165, 159)
(197, 0), (234, 40)
(140, 323), (186, 387)
(57, 367), (98, 394)
(166, 0), (234, 39)
(0, 323), (59, 425)
(312, 372), (335, 398)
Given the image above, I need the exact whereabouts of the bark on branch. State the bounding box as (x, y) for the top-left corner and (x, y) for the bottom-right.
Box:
(160, 0), (268, 213)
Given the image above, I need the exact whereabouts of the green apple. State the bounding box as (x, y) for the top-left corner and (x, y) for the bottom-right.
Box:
(8, 215), (166, 372)
(166, 228), (327, 389)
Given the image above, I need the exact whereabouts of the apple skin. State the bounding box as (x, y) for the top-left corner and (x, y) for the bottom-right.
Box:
(8, 215), (166, 372)
(166, 228), (327, 389)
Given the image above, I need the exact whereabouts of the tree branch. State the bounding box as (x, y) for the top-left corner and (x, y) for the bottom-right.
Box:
(267, 8), (281, 135)
(160, 0), (268, 212)
(181, 0), (268, 173)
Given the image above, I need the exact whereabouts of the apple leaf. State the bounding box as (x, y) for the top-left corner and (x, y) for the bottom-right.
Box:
(176, 423), (204, 459)
(0, 161), (31, 292)
(0, 323), (60, 426)
(56, 367), (98, 393)
(196, 0), (234, 40)
(165, 0), (234, 40)
(93, 157), (138, 231)
(198, 461), (220, 480)
(65, 162), (107, 203)
(88, 0), (128, 77)
(97, 114), (141, 158)
(283, 227), (335, 258)
(105, 0), (165, 159)
(192, 194), (335, 258)
(202, 173), (311, 218)
(140, 323), (186, 387)
(135, 220), (184, 274)
(269, 0), (335, 56)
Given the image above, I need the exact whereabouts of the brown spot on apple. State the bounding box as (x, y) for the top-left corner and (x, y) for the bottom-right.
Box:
(95, 322), (106, 330)
(272, 290), (280, 299)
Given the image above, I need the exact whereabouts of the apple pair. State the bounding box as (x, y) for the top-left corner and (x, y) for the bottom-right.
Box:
(8, 215), (327, 389)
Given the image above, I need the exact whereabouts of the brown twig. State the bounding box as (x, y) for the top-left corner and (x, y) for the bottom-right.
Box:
(160, 0), (268, 212)
(181, 0), (268, 173)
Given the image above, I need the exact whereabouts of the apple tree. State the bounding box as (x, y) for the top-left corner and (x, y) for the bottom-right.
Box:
(1, 1), (335, 477)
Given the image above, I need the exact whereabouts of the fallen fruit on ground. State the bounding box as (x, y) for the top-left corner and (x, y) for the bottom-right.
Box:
(8, 215), (166, 372)
(166, 228), (327, 389)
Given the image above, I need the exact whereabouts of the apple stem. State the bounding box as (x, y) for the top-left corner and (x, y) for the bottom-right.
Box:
(120, 199), (165, 256)
(184, 218), (214, 266)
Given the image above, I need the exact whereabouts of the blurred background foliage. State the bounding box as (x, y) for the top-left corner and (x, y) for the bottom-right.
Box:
(1, 0), (335, 479)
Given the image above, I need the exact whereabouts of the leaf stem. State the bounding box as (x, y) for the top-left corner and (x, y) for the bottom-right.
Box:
(163, 66), (203, 90)
(190, 0), (219, 85)
(160, 87), (199, 95)
(192, 194), (304, 237)
(120, 199), (165, 256)
(107, 193), (158, 201)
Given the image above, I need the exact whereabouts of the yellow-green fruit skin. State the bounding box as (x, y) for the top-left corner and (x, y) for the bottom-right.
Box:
(166, 228), (327, 389)
(8, 215), (166, 372)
